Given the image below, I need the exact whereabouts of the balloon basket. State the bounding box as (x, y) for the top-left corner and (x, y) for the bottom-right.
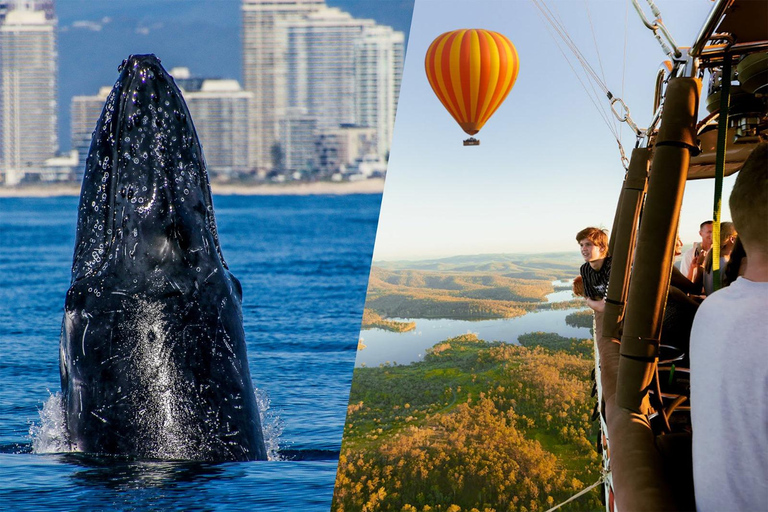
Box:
(463, 137), (480, 146)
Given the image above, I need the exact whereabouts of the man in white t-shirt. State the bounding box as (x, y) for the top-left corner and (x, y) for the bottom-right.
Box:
(680, 220), (713, 280)
(690, 143), (768, 511)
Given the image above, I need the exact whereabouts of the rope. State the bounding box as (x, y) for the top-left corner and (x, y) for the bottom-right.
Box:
(531, 0), (635, 168)
(532, 0), (610, 97)
(584, 0), (619, 139)
(544, 477), (605, 512)
(621, 0), (629, 141)
(532, 4), (617, 137)
(584, 0), (609, 99)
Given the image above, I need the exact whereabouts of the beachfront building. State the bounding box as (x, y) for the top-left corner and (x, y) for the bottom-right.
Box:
(41, 149), (77, 182)
(284, 8), (374, 133)
(0, 1), (57, 185)
(178, 75), (253, 179)
(70, 86), (110, 180)
(315, 124), (376, 178)
(241, 0), (324, 172)
(279, 108), (317, 175)
(241, 0), (404, 176)
(355, 25), (404, 162)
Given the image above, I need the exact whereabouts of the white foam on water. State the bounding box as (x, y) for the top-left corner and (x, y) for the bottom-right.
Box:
(30, 388), (284, 461)
(29, 391), (70, 454)
(255, 388), (284, 461)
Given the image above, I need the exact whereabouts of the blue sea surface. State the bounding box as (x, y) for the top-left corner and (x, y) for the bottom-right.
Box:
(0, 194), (381, 511)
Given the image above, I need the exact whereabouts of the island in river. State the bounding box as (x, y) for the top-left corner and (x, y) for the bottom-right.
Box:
(335, 253), (601, 512)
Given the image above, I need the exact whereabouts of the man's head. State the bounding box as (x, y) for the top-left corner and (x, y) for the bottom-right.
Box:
(719, 221), (738, 254)
(576, 227), (608, 263)
(729, 143), (768, 257)
(699, 220), (714, 250)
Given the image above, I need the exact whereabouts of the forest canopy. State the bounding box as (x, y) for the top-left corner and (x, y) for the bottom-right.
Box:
(334, 333), (600, 512)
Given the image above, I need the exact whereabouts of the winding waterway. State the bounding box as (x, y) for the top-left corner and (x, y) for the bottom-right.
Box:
(356, 281), (591, 367)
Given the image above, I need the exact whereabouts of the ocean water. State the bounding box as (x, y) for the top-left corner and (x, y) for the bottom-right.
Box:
(0, 194), (380, 511)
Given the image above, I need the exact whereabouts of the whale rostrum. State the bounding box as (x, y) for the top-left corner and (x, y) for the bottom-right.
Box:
(59, 54), (267, 461)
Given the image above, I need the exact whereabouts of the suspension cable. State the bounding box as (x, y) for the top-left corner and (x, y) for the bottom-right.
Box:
(532, 0), (643, 167)
(544, 476), (605, 512)
(585, 0), (609, 97)
(532, 2), (618, 139)
(631, 0), (682, 60)
(621, 0), (630, 142)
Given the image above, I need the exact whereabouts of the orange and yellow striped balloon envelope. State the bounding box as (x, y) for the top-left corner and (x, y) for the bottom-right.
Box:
(425, 29), (519, 141)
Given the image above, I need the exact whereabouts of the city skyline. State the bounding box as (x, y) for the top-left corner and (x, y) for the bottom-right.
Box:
(57, 0), (413, 153)
(0, 0), (412, 183)
(242, 0), (404, 171)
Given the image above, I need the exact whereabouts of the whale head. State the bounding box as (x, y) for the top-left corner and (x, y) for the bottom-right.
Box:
(60, 55), (266, 461)
(72, 54), (225, 283)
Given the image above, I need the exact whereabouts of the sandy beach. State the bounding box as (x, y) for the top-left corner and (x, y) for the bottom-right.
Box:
(0, 178), (385, 198)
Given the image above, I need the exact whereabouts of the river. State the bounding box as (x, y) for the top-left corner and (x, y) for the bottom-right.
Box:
(356, 282), (591, 367)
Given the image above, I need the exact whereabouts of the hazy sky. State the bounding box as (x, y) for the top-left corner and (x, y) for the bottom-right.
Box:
(373, 0), (735, 261)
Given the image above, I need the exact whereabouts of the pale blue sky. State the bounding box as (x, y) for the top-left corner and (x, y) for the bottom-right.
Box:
(374, 0), (734, 261)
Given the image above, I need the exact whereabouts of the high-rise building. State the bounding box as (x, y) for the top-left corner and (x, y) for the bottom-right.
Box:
(279, 108), (317, 174)
(71, 71), (253, 181)
(241, 0), (323, 172)
(284, 8), (374, 133)
(355, 25), (404, 161)
(0, 2), (57, 185)
(241, 0), (404, 175)
(181, 78), (253, 178)
(71, 86), (111, 180)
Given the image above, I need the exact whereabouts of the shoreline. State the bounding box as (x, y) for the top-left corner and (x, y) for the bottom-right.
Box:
(0, 178), (385, 198)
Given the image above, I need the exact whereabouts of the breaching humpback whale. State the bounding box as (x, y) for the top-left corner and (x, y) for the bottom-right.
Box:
(59, 54), (267, 461)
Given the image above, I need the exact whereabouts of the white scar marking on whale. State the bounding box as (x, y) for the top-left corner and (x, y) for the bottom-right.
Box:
(81, 313), (91, 356)
(90, 411), (108, 424)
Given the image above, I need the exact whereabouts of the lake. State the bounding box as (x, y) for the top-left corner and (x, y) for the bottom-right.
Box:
(0, 194), (380, 511)
(356, 283), (591, 367)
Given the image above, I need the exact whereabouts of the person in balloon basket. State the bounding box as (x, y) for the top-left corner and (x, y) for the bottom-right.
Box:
(573, 227), (611, 311)
(572, 227), (611, 340)
(690, 142), (768, 512)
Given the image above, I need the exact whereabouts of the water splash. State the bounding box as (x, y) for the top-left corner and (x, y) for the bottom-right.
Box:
(255, 388), (284, 461)
(29, 392), (70, 454)
(30, 389), (284, 461)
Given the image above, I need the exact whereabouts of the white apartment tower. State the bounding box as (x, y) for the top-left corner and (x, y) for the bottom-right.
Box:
(279, 109), (317, 173)
(241, 0), (323, 171)
(242, 0), (404, 174)
(284, 8), (374, 132)
(0, 2), (57, 185)
(182, 79), (253, 177)
(71, 86), (111, 178)
(355, 25), (404, 161)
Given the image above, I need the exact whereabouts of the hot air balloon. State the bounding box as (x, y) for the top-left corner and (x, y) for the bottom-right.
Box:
(425, 29), (519, 146)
